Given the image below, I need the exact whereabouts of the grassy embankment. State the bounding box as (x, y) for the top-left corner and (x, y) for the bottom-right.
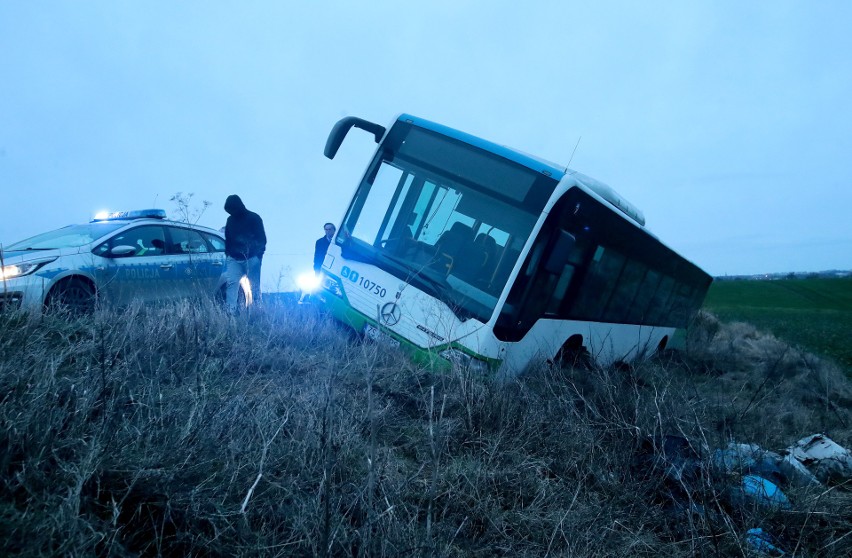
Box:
(1, 299), (851, 556)
(703, 276), (852, 373)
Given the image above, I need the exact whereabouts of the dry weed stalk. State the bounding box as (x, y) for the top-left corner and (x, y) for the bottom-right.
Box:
(0, 302), (850, 556)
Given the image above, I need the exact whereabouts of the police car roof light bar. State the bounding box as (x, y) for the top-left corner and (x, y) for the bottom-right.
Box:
(91, 209), (168, 222)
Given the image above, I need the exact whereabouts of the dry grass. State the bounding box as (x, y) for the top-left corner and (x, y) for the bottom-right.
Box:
(1, 303), (850, 556)
(684, 311), (852, 447)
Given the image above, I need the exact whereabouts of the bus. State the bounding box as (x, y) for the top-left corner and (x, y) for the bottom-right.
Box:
(317, 114), (712, 374)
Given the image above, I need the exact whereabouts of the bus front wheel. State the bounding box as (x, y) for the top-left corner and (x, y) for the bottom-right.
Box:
(555, 335), (592, 369)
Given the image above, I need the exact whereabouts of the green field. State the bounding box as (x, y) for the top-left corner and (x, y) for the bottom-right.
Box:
(703, 276), (852, 371)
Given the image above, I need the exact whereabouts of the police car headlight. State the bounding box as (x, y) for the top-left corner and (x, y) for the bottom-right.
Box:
(322, 276), (343, 298)
(0, 258), (57, 280)
(439, 348), (490, 373)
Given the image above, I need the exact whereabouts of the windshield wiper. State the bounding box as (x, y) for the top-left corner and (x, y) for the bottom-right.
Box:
(379, 252), (445, 291)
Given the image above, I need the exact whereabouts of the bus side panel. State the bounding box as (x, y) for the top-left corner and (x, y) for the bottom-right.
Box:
(501, 319), (675, 373)
(450, 325), (507, 362)
(582, 322), (674, 366)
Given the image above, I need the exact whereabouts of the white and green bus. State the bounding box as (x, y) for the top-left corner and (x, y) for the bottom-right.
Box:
(317, 114), (712, 374)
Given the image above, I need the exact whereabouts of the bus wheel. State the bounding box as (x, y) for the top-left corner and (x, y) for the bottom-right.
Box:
(46, 277), (96, 315)
(555, 335), (592, 369)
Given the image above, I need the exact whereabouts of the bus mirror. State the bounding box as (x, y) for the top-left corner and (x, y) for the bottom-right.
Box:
(324, 117), (387, 159)
(544, 231), (576, 274)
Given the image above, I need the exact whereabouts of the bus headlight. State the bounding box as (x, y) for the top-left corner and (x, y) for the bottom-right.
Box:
(322, 275), (343, 298)
(296, 271), (322, 294)
(0, 258), (56, 280)
(439, 348), (490, 373)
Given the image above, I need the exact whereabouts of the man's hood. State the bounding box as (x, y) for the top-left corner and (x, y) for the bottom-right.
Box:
(224, 195), (247, 215)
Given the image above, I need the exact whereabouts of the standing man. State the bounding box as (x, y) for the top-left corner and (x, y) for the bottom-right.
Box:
(224, 194), (266, 310)
(313, 222), (335, 274)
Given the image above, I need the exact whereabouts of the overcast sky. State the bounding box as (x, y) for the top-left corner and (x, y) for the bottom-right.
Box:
(1, 1), (850, 290)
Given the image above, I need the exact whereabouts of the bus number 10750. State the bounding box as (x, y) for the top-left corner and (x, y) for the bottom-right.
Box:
(341, 266), (387, 298)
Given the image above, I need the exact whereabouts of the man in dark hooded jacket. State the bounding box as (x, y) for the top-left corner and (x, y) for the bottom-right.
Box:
(224, 194), (266, 310)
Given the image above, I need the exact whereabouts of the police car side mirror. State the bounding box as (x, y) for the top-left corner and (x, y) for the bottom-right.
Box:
(109, 245), (136, 257)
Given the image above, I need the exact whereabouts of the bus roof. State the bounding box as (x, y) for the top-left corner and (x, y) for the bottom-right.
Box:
(399, 114), (648, 227)
(567, 171), (647, 227)
(399, 114), (567, 181)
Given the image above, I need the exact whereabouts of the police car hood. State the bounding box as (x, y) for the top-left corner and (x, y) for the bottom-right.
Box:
(1, 247), (77, 264)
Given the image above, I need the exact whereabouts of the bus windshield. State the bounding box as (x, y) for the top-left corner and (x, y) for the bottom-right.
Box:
(338, 123), (558, 322)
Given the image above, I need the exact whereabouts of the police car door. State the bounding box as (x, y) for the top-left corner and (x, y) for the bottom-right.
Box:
(200, 230), (227, 286)
(91, 225), (175, 305)
(164, 226), (221, 298)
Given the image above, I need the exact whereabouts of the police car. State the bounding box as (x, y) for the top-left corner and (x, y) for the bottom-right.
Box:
(0, 209), (241, 313)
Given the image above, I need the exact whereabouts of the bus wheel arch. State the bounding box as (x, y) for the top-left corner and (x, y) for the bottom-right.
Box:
(555, 334), (592, 369)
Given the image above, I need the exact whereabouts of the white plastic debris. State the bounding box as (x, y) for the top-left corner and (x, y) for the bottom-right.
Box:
(777, 454), (820, 487)
(786, 434), (852, 485)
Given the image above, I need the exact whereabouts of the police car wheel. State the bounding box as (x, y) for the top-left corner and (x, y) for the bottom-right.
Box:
(46, 278), (96, 314)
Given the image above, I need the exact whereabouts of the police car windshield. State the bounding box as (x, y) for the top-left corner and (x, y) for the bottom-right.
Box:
(5, 223), (127, 250)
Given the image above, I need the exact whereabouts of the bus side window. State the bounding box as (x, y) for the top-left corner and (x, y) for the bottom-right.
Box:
(501, 235), (552, 330)
(626, 269), (662, 323)
(546, 233), (588, 315)
(645, 275), (676, 325)
(546, 264), (576, 315)
(602, 259), (646, 322)
(668, 282), (696, 327)
(570, 246), (626, 321)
